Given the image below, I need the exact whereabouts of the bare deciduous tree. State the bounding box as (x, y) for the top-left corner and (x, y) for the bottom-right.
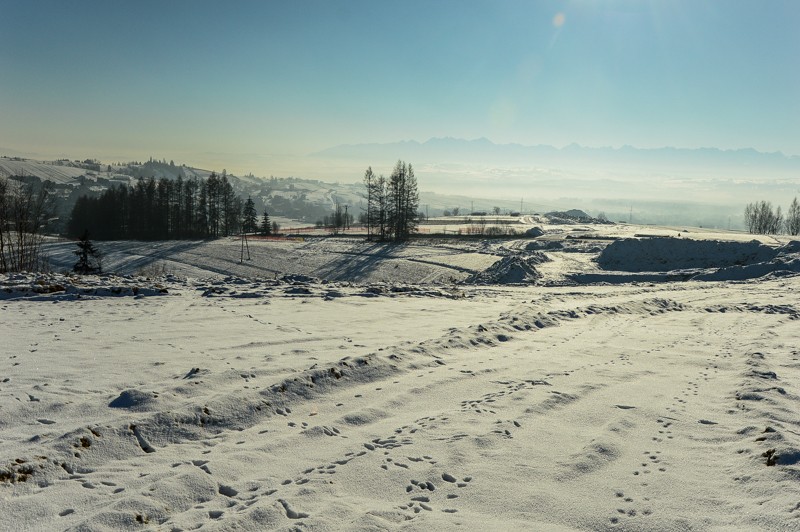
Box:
(744, 200), (783, 234)
(363, 166), (374, 239)
(388, 160), (419, 241)
(0, 177), (53, 273)
(361, 161), (419, 241)
(786, 197), (800, 236)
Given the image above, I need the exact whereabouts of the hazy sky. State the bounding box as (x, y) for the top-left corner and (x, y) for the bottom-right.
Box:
(2, 0), (799, 174)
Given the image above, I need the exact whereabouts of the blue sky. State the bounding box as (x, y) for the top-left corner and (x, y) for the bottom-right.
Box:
(2, 0), (799, 174)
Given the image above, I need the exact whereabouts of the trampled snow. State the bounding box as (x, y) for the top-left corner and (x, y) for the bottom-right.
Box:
(2, 228), (799, 530)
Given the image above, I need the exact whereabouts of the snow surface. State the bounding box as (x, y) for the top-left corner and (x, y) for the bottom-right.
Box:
(2, 227), (800, 530)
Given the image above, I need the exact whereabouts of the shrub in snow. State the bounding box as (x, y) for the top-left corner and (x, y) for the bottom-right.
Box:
(73, 230), (102, 274)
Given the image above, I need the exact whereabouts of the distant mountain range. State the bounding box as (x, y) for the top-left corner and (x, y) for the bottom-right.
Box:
(311, 137), (800, 173)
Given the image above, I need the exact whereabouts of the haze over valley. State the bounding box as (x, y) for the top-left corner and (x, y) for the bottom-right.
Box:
(4, 137), (798, 231)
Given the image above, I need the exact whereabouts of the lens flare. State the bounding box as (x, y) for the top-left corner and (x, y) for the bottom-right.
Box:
(553, 12), (565, 28)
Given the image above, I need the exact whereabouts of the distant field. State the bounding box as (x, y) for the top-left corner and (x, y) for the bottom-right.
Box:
(0, 159), (88, 184)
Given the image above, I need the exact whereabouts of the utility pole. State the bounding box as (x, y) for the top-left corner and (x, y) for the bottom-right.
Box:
(344, 205), (349, 231)
(240, 225), (251, 263)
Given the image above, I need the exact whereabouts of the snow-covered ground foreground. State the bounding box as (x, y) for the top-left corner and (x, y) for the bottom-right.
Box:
(3, 228), (800, 530)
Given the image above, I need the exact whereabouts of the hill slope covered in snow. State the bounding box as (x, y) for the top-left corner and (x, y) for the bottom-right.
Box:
(2, 225), (800, 530)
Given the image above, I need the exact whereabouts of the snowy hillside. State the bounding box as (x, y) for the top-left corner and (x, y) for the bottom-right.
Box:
(0, 158), (89, 185)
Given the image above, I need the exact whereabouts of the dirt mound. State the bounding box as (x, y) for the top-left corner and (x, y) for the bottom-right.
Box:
(525, 240), (563, 251)
(779, 240), (800, 254)
(544, 210), (610, 224)
(108, 389), (159, 410)
(598, 238), (778, 272)
(464, 253), (550, 284)
(0, 273), (170, 300)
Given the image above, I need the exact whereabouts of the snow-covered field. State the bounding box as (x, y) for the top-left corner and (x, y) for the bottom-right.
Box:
(0, 159), (89, 185)
(2, 226), (800, 531)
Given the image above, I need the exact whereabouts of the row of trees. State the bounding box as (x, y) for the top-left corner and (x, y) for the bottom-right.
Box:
(744, 198), (800, 235)
(317, 203), (354, 235)
(243, 197), (279, 236)
(68, 173), (248, 240)
(362, 160), (420, 241)
(0, 177), (53, 272)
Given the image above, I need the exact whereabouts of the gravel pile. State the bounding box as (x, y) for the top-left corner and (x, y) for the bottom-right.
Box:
(464, 252), (550, 284)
